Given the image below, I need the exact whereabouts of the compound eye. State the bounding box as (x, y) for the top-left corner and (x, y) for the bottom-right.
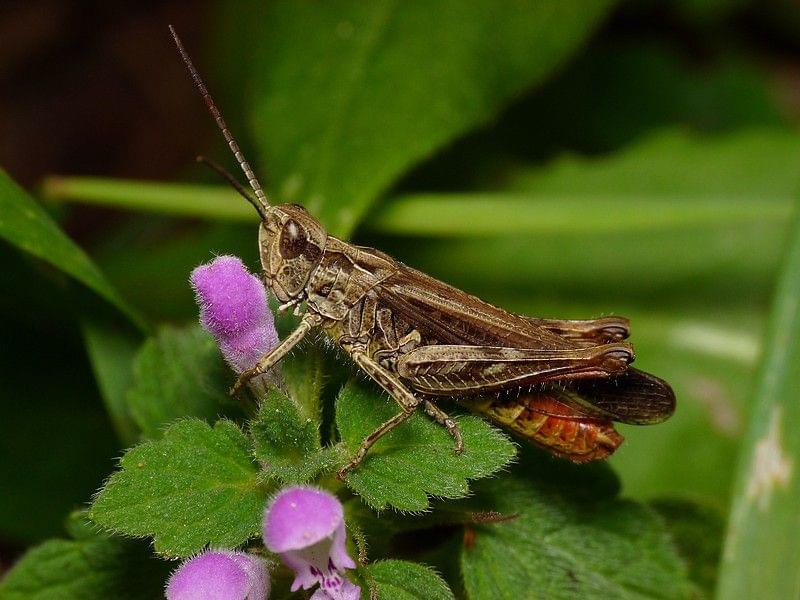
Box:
(279, 219), (307, 259)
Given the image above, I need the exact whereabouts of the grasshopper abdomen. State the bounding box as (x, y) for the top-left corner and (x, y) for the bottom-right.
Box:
(460, 392), (624, 462)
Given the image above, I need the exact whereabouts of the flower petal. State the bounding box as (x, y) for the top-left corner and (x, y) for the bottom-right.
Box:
(329, 521), (356, 571)
(309, 580), (362, 600)
(165, 550), (268, 600)
(264, 487), (344, 553)
(219, 326), (277, 373)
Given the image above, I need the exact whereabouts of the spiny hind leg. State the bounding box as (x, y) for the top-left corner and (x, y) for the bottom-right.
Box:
(423, 400), (463, 454)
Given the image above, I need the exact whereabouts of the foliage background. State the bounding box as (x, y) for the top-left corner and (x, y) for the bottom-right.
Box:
(1, 0), (800, 598)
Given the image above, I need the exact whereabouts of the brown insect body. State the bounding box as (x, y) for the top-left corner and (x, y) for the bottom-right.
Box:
(170, 27), (676, 477)
(254, 203), (671, 468)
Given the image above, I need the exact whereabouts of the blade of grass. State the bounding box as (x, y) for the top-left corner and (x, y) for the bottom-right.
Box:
(42, 176), (254, 222)
(364, 193), (791, 236)
(41, 179), (792, 235)
(717, 207), (800, 600)
(44, 176), (791, 307)
(0, 170), (145, 329)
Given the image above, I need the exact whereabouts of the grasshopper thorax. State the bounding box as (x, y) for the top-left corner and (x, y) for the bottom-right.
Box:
(259, 204), (328, 303)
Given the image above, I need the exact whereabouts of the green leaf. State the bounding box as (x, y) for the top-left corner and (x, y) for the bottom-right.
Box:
(336, 379), (516, 511)
(459, 453), (692, 600)
(0, 518), (168, 600)
(89, 419), (265, 557)
(501, 40), (784, 159)
(651, 500), (724, 598)
(250, 388), (339, 483)
(249, 0), (617, 236)
(363, 559), (455, 600)
(280, 338), (329, 423)
(127, 325), (237, 439)
(0, 169), (143, 328)
(717, 210), (800, 599)
(80, 316), (142, 446)
(505, 128), (800, 199)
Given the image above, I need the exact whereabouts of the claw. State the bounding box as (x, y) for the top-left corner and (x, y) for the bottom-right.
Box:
(229, 368), (258, 396)
(337, 450), (366, 479)
(337, 462), (356, 480)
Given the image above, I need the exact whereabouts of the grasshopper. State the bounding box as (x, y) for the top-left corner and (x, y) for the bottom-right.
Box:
(170, 28), (675, 477)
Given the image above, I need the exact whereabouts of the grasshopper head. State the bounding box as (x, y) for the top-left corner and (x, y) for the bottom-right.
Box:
(259, 204), (327, 302)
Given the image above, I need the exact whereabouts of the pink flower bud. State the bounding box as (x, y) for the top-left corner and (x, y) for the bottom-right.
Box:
(190, 256), (278, 373)
(165, 550), (268, 600)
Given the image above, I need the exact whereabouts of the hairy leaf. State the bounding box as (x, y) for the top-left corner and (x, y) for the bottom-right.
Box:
(0, 516), (167, 600)
(90, 419), (265, 557)
(279, 336), (330, 423)
(126, 325), (237, 439)
(363, 559), (455, 600)
(458, 453), (692, 600)
(249, 0), (617, 236)
(336, 379), (516, 511)
(250, 388), (339, 484)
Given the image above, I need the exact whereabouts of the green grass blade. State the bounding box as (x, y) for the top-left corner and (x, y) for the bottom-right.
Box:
(365, 193), (791, 236)
(43, 176), (791, 235)
(0, 169), (144, 328)
(716, 208), (800, 599)
(42, 176), (254, 222)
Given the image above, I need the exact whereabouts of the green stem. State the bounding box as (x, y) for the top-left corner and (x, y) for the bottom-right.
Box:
(42, 176), (255, 221)
(40, 177), (792, 236)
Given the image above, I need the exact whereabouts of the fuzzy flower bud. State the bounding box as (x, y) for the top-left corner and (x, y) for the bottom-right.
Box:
(165, 550), (269, 600)
(264, 487), (360, 600)
(190, 256), (278, 373)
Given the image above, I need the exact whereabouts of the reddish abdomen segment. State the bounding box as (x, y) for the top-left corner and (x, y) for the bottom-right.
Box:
(460, 391), (624, 462)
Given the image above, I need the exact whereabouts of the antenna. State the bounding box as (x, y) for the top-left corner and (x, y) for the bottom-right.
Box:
(169, 25), (271, 215)
(196, 156), (269, 219)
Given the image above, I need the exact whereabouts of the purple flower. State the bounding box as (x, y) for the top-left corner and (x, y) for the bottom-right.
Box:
(190, 256), (278, 373)
(264, 487), (360, 600)
(165, 550), (269, 600)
